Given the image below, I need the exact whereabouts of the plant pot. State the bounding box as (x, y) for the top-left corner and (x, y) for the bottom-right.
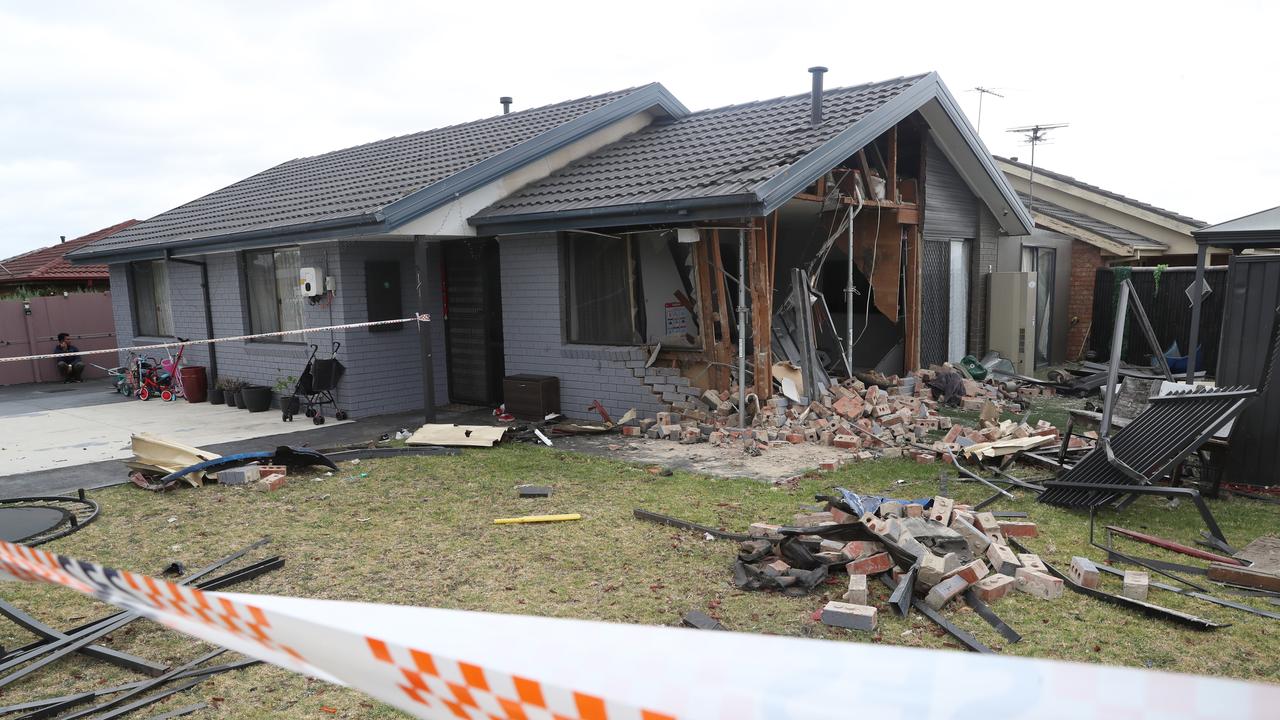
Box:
(208, 386), (225, 405)
(242, 385), (273, 413)
(233, 389), (247, 409)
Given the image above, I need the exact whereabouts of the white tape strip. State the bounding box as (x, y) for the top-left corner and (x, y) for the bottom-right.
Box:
(1, 540), (1275, 720)
(0, 314), (431, 364)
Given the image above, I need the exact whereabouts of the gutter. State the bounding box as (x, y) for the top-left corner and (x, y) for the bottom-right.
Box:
(68, 214), (384, 264)
(471, 194), (763, 235)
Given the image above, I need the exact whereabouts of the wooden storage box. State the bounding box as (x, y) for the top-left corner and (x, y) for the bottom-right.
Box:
(503, 374), (560, 420)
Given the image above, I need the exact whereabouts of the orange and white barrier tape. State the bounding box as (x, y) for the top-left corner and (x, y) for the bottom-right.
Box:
(1, 539), (1276, 719)
(0, 314), (431, 364)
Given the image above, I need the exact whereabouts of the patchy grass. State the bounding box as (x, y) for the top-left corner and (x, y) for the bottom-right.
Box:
(2, 446), (1278, 718)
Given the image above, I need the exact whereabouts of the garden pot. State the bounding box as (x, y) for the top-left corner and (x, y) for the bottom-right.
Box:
(233, 389), (247, 409)
(242, 385), (273, 413)
(179, 366), (208, 403)
(208, 386), (225, 405)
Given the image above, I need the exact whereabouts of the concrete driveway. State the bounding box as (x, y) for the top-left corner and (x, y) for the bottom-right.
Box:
(0, 379), (349, 478)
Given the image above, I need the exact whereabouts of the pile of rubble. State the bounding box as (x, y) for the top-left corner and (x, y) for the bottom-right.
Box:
(735, 493), (1095, 633)
(623, 366), (1075, 464)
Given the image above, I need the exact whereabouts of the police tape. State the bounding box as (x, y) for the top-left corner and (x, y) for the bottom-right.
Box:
(1, 539), (1276, 719)
(0, 314), (431, 364)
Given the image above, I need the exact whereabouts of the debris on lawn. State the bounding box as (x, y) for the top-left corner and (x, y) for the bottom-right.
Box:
(616, 365), (1074, 467)
(127, 433), (221, 488)
(406, 424), (507, 447)
(0, 538), (279, 705)
(151, 446), (336, 490)
(680, 610), (726, 631)
(0, 489), (99, 546)
(516, 484), (553, 498)
(492, 513), (582, 525)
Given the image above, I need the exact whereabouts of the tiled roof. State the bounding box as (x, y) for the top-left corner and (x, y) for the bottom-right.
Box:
(473, 75), (928, 220)
(73, 87), (651, 258)
(0, 220), (138, 283)
(1022, 192), (1166, 251)
(999, 157), (1206, 228)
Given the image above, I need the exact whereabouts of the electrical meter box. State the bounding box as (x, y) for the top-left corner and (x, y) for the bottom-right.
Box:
(299, 267), (321, 296)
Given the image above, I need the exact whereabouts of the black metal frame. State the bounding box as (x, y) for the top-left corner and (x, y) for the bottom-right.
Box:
(1006, 537), (1227, 630)
(1093, 563), (1280, 621)
(0, 490), (99, 547)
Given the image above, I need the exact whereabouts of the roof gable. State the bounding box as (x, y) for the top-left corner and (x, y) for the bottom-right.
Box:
(71, 85), (687, 261)
(0, 220), (138, 282)
(471, 73), (1032, 235)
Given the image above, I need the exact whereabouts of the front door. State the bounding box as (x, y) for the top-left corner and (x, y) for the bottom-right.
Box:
(443, 239), (505, 406)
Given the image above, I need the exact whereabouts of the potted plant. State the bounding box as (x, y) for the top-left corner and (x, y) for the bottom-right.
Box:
(223, 378), (246, 409)
(274, 373), (300, 417)
(241, 384), (273, 413)
(208, 377), (226, 405)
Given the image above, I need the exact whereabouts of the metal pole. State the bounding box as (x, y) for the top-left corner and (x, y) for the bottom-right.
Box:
(414, 237), (437, 424)
(738, 229), (747, 426)
(1099, 280), (1130, 438)
(846, 207), (855, 372)
(1186, 243), (1208, 384)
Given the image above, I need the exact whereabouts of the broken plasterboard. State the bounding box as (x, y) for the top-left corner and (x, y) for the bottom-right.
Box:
(406, 424), (507, 447)
(129, 433), (221, 488)
(771, 361), (805, 401)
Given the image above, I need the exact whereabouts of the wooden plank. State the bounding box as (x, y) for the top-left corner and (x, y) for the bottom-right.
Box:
(1207, 562), (1280, 592)
(858, 150), (876, 199)
(897, 207), (920, 225)
(709, 229), (734, 389)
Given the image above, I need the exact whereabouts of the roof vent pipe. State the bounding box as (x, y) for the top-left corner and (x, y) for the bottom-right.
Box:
(500, 96), (512, 115)
(808, 66), (827, 126)
(60, 235), (66, 243)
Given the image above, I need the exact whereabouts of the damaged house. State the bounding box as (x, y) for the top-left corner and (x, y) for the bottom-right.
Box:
(69, 70), (1031, 421)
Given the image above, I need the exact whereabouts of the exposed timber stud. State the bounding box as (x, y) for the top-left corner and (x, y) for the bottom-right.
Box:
(887, 126), (899, 203)
(904, 222), (921, 370)
(710, 229), (735, 390)
(750, 217), (773, 402)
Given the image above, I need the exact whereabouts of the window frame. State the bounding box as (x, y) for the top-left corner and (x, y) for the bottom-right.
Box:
(129, 260), (174, 338)
(561, 233), (644, 346)
(242, 246), (306, 343)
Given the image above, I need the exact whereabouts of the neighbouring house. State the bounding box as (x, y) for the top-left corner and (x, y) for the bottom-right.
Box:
(0, 220), (138, 296)
(995, 157), (1209, 365)
(0, 220), (139, 386)
(69, 71), (1031, 421)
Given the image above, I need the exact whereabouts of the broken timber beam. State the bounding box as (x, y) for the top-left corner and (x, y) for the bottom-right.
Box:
(749, 217), (773, 401)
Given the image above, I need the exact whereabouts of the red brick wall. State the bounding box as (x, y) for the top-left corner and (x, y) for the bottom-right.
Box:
(1067, 240), (1105, 361)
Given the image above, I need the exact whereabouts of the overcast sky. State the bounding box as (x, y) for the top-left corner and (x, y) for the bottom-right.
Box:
(1, 1), (1275, 258)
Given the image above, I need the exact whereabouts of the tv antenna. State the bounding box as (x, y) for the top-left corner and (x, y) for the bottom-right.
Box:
(970, 87), (1004, 134)
(1006, 123), (1068, 214)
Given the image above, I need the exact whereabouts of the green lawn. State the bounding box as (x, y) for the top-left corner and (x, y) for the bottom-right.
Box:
(2, 445), (1277, 718)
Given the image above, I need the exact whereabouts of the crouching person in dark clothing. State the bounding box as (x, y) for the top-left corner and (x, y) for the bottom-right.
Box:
(55, 333), (84, 383)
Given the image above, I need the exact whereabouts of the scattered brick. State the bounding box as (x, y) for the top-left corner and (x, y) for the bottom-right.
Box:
(1069, 556), (1101, 589)
(972, 573), (1017, 602)
(820, 601), (877, 631)
(1122, 570), (1150, 601)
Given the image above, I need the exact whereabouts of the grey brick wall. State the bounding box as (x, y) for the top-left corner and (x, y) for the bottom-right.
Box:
(499, 234), (668, 421)
(106, 239), (448, 419)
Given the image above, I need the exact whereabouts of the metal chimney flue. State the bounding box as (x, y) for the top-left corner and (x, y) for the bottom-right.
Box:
(500, 96), (512, 115)
(60, 235), (66, 244)
(808, 66), (827, 125)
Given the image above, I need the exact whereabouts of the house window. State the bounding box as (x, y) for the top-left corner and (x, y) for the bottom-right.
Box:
(131, 260), (173, 337)
(245, 248), (304, 339)
(565, 235), (642, 345)
(563, 231), (702, 347)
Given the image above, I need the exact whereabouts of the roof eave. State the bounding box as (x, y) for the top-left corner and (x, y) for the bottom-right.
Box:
(472, 194), (763, 235)
(381, 83), (690, 230)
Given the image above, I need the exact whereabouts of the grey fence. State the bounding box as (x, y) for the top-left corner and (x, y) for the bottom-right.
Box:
(1088, 266), (1227, 375)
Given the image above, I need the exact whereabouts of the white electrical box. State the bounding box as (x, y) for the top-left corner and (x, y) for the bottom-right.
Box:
(299, 267), (321, 296)
(987, 272), (1037, 375)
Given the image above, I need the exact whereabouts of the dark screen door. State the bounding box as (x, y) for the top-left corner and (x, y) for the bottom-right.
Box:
(443, 239), (505, 405)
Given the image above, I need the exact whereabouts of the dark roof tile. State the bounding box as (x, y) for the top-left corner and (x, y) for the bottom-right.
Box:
(475, 75), (928, 219)
(77, 88), (647, 256)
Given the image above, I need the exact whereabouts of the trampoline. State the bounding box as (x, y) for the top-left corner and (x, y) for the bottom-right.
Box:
(0, 491), (99, 546)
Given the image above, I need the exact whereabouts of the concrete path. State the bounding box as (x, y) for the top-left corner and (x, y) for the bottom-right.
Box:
(0, 379), (350, 479)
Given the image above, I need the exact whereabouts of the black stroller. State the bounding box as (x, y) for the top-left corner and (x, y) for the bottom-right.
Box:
(285, 342), (348, 424)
